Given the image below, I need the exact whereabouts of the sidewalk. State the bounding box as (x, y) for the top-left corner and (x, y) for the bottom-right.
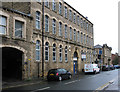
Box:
(2, 77), (47, 90)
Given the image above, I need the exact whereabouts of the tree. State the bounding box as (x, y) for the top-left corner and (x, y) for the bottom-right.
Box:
(112, 53), (119, 65)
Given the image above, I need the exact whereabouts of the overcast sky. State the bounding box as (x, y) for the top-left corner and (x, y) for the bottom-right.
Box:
(65, 0), (119, 54)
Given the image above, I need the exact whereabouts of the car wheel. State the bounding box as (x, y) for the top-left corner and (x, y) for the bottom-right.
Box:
(94, 71), (96, 74)
(59, 76), (62, 81)
(69, 75), (72, 79)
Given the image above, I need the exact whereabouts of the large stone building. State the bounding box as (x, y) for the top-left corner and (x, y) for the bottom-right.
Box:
(94, 44), (112, 68)
(1, 0), (94, 81)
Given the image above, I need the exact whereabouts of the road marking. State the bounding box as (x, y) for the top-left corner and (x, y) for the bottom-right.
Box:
(65, 80), (78, 85)
(95, 77), (117, 91)
(31, 87), (50, 92)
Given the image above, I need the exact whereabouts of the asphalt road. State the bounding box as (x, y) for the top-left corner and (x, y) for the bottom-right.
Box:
(2, 69), (119, 92)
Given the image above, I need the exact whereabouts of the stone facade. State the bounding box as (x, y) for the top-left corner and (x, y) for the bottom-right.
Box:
(94, 44), (112, 67)
(1, 0), (94, 80)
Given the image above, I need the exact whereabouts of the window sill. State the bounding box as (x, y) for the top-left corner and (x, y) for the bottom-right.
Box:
(12, 37), (26, 41)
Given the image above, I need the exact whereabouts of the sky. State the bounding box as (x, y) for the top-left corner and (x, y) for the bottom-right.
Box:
(65, 0), (119, 54)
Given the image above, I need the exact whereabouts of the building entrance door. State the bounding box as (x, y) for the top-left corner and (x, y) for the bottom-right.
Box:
(73, 61), (78, 74)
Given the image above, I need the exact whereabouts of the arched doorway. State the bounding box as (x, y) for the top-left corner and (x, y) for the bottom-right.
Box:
(2, 47), (23, 82)
(73, 51), (78, 74)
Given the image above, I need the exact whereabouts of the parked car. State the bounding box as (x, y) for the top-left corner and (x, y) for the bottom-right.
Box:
(102, 65), (109, 71)
(109, 65), (115, 70)
(114, 65), (120, 69)
(47, 68), (72, 81)
(84, 64), (100, 74)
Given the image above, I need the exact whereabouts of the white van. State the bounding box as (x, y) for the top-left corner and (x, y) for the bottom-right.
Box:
(84, 64), (100, 74)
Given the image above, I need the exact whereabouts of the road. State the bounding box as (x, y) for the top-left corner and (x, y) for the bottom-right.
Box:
(2, 69), (119, 92)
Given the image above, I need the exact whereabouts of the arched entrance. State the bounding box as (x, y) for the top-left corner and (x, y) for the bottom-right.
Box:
(73, 51), (78, 74)
(2, 47), (23, 82)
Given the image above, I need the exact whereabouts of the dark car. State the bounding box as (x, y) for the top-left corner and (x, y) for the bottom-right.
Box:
(102, 65), (109, 71)
(47, 68), (72, 81)
(109, 65), (115, 70)
(114, 65), (120, 69)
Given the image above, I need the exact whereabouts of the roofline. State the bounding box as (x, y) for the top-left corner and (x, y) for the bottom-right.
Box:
(63, 1), (93, 25)
(1, 7), (33, 20)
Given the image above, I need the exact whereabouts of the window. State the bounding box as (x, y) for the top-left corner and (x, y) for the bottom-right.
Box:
(73, 13), (76, 23)
(65, 46), (68, 62)
(81, 18), (83, 28)
(83, 20), (86, 30)
(36, 11), (40, 29)
(36, 40), (40, 61)
(65, 25), (67, 38)
(52, 0), (56, 11)
(52, 19), (56, 34)
(70, 27), (72, 40)
(45, 15), (49, 32)
(74, 29), (76, 41)
(45, 0), (49, 7)
(45, 42), (49, 61)
(69, 10), (72, 21)
(64, 7), (67, 18)
(59, 22), (62, 36)
(77, 16), (79, 25)
(87, 36), (89, 45)
(77, 31), (80, 42)
(84, 34), (86, 44)
(87, 22), (88, 31)
(0, 16), (7, 35)
(53, 43), (56, 61)
(81, 33), (83, 44)
(59, 45), (62, 62)
(59, 3), (62, 15)
(36, 0), (41, 2)
(15, 20), (23, 38)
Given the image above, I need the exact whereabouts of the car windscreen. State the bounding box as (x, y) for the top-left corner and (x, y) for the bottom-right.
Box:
(48, 69), (57, 74)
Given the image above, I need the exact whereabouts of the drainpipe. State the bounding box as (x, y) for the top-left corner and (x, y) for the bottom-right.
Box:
(41, 1), (45, 79)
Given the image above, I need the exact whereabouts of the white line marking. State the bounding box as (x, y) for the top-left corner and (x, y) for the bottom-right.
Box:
(31, 87), (50, 92)
(65, 80), (78, 85)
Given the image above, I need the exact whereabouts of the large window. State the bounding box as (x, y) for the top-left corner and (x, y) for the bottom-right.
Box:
(74, 29), (76, 41)
(81, 33), (83, 44)
(45, 42), (49, 61)
(64, 7), (67, 18)
(53, 43), (56, 61)
(84, 34), (86, 44)
(73, 13), (76, 23)
(45, 0), (49, 7)
(65, 46), (68, 62)
(59, 22), (62, 36)
(77, 31), (80, 42)
(52, 0), (56, 11)
(87, 36), (89, 45)
(59, 3), (62, 15)
(59, 45), (62, 62)
(65, 25), (67, 38)
(0, 16), (7, 35)
(45, 15), (49, 32)
(36, 40), (40, 61)
(36, 11), (40, 29)
(70, 27), (72, 40)
(77, 16), (79, 25)
(81, 18), (83, 28)
(69, 10), (72, 21)
(52, 19), (56, 34)
(15, 20), (23, 38)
